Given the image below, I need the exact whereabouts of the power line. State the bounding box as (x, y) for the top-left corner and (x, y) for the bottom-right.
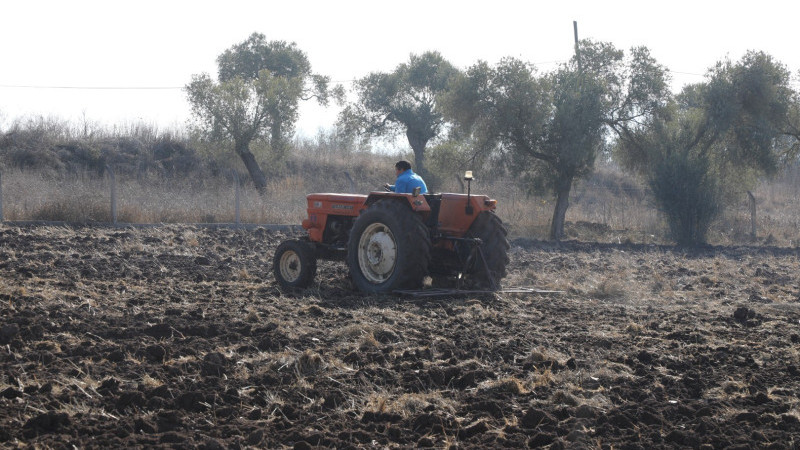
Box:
(0, 84), (183, 90)
(671, 70), (705, 77)
(2, 81), (359, 89)
(533, 60), (567, 66)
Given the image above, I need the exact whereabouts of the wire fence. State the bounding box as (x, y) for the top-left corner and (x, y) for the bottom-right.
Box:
(1, 167), (797, 246)
(0, 167), (302, 232)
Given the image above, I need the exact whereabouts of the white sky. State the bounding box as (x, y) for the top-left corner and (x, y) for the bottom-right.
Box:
(2, 0), (799, 137)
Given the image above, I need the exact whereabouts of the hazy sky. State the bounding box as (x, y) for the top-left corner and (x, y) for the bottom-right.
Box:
(2, 0), (798, 136)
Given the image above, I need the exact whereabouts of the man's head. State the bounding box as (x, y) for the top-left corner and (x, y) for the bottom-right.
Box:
(395, 160), (412, 174)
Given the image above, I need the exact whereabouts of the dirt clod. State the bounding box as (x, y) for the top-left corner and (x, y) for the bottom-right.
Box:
(1, 225), (799, 448)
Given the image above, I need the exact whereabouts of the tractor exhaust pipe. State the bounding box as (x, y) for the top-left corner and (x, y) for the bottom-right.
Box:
(464, 171), (474, 215)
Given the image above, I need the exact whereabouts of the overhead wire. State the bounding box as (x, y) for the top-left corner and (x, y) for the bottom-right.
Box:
(0, 84), (183, 90)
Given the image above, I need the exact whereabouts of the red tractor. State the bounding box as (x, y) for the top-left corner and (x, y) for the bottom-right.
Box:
(273, 172), (509, 293)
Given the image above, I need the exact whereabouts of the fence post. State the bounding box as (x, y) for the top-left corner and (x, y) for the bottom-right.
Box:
(233, 170), (241, 225)
(747, 191), (756, 239)
(0, 171), (4, 223)
(343, 171), (355, 193)
(106, 165), (117, 225)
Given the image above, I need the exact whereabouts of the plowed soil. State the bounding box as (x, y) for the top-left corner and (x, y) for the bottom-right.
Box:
(2, 225), (799, 449)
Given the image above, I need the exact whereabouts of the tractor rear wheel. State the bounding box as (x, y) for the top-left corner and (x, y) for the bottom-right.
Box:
(347, 200), (431, 293)
(273, 239), (317, 290)
(464, 212), (510, 289)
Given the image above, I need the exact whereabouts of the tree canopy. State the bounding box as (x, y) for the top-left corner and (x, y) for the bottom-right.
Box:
(615, 50), (799, 245)
(445, 40), (670, 240)
(338, 51), (460, 180)
(186, 32), (341, 191)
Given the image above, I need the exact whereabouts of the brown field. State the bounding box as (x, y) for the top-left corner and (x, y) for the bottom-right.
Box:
(2, 224), (799, 448)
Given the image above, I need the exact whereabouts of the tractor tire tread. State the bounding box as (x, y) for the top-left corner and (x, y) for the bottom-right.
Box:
(347, 200), (431, 293)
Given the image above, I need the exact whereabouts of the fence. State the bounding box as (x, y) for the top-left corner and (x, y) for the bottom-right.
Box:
(0, 167), (301, 232)
(0, 168), (795, 245)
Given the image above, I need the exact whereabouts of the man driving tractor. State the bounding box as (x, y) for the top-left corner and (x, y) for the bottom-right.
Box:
(384, 160), (427, 194)
(273, 161), (508, 294)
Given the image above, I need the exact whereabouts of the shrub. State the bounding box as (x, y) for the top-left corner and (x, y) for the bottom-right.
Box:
(649, 152), (721, 246)
(152, 137), (200, 177)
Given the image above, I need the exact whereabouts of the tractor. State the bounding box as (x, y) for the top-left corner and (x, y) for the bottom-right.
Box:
(272, 171), (510, 293)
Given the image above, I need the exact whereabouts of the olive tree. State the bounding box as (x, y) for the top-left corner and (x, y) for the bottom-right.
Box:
(446, 41), (669, 240)
(616, 51), (799, 246)
(338, 51), (460, 179)
(186, 32), (341, 191)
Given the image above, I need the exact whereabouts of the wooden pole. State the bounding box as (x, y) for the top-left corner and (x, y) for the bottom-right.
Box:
(106, 165), (117, 225)
(747, 191), (756, 239)
(234, 170), (241, 225)
(0, 171), (4, 222)
(573, 21), (582, 74)
(343, 171), (355, 193)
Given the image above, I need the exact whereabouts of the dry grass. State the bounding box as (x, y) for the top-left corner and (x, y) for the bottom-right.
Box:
(479, 376), (530, 395)
(296, 350), (325, 376)
(2, 148), (800, 245)
(3, 116), (800, 245)
(365, 392), (457, 418)
(589, 277), (628, 302)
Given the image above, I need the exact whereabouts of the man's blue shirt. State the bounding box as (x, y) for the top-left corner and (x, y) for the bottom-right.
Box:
(389, 170), (428, 194)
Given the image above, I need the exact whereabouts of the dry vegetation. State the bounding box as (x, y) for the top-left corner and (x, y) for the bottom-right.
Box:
(2, 124), (800, 247)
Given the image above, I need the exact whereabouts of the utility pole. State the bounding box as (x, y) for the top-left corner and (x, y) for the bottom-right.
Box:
(748, 191), (757, 239)
(0, 171), (4, 222)
(573, 21), (582, 74)
(106, 165), (117, 225)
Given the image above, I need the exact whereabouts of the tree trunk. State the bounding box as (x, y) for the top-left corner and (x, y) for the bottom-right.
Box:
(270, 122), (287, 159)
(549, 175), (574, 241)
(405, 129), (429, 178)
(235, 140), (268, 193)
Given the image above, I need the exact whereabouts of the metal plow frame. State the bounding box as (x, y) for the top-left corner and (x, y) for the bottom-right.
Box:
(394, 287), (565, 298)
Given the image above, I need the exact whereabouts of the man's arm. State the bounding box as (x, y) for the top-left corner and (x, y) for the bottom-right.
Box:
(394, 176), (409, 193)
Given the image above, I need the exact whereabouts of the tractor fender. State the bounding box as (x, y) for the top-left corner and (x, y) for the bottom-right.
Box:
(364, 192), (431, 213)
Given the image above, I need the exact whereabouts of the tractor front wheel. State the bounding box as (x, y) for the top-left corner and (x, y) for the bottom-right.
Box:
(347, 200), (431, 293)
(273, 240), (317, 290)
